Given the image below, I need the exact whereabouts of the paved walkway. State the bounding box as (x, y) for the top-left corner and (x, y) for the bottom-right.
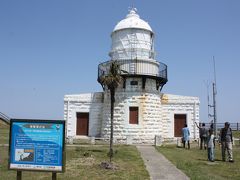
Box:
(137, 146), (190, 180)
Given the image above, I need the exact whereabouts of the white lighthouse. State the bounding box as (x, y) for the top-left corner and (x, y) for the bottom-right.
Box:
(98, 8), (168, 143)
(64, 9), (200, 144)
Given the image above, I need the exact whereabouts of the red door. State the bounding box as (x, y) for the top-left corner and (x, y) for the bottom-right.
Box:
(174, 114), (186, 137)
(129, 107), (139, 124)
(76, 113), (89, 136)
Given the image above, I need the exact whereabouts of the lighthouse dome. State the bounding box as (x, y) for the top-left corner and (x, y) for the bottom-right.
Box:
(110, 8), (155, 61)
(113, 8), (153, 32)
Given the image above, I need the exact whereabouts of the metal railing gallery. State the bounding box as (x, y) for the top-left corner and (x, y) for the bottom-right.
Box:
(98, 59), (168, 81)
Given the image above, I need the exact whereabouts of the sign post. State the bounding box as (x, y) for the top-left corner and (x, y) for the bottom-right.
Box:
(17, 171), (22, 180)
(9, 119), (65, 179)
(52, 172), (57, 180)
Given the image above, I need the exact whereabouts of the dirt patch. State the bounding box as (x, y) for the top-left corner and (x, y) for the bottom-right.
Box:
(100, 161), (119, 170)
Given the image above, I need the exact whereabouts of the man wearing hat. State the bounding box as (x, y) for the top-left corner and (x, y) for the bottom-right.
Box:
(220, 122), (234, 162)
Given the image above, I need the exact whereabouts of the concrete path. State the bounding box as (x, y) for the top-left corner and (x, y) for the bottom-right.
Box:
(137, 146), (190, 180)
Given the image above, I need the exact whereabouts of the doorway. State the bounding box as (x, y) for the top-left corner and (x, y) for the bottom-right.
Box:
(174, 114), (186, 137)
(76, 113), (89, 136)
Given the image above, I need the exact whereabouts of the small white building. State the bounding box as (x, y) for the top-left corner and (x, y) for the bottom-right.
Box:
(64, 9), (200, 144)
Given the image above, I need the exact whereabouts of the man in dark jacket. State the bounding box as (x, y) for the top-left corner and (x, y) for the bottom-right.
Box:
(195, 122), (208, 149)
(220, 122), (234, 162)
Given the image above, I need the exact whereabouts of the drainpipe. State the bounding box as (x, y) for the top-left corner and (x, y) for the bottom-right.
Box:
(193, 102), (196, 140)
(66, 98), (69, 137)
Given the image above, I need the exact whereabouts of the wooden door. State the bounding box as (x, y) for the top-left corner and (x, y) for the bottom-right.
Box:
(174, 114), (186, 137)
(76, 113), (89, 136)
(129, 107), (139, 124)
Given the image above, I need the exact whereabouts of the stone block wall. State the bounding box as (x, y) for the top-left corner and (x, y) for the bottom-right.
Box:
(161, 94), (200, 140)
(101, 77), (163, 144)
(63, 79), (200, 144)
(64, 92), (103, 138)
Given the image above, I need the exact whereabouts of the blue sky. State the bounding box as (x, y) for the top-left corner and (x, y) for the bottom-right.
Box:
(0, 0), (239, 123)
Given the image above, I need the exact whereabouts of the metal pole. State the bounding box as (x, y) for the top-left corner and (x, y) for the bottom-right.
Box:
(17, 171), (22, 180)
(193, 102), (196, 139)
(204, 80), (210, 122)
(213, 57), (217, 137)
(52, 172), (57, 180)
(213, 83), (217, 136)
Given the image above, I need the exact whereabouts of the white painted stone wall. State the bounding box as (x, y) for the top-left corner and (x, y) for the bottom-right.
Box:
(101, 77), (163, 144)
(161, 94), (200, 140)
(64, 93), (103, 138)
(63, 82), (200, 144)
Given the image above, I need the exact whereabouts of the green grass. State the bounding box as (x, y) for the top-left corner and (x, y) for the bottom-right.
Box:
(156, 143), (240, 180)
(0, 121), (149, 180)
(0, 121), (9, 144)
(233, 130), (240, 138)
(2, 121), (239, 180)
(60, 145), (149, 180)
(0, 145), (149, 180)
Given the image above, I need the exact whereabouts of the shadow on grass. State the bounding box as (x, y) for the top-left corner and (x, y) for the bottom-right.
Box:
(197, 158), (222, 162)
(88, 149), (104, 153)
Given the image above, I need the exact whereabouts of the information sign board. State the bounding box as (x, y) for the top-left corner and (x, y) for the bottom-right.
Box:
(9, 119), (65, 172)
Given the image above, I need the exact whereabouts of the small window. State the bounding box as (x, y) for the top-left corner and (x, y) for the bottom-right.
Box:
(129, 107), (139, 124)
(130, 81), (138, 85)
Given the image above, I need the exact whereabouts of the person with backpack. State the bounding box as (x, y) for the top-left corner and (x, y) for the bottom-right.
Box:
(220, 122), (234, 162)
(195, 122), (208, 150)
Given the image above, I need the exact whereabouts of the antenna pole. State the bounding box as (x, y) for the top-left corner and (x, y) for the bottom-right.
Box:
(213, 57), (217, 136)
(207, 57), (217, 136)
(213, 82), (217, 136)
(207, 83), (210, 122)
(204, 81), (211, 122)
(213, 56), (217, 94)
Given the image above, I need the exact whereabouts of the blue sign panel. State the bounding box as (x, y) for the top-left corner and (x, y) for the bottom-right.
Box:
(9, 119), (65, 172)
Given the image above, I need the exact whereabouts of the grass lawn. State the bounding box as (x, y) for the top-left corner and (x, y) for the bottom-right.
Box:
(0, 121), (9, 144)
(0, 145), (149, 180)
(233, 130), (240, 138)
(156, 143), (240, 180)
(0, 121), (149, 180)
(2, 120), (240, 179)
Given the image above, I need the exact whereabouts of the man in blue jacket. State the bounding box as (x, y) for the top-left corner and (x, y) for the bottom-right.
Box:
(182, 124), (190, 149)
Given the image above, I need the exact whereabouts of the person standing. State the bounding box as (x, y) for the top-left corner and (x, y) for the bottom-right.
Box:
(220, 122), (234, 162)
(207, 129), (215, 162)
(195, 122), (208, 150)
(182, 124), (190, 149)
